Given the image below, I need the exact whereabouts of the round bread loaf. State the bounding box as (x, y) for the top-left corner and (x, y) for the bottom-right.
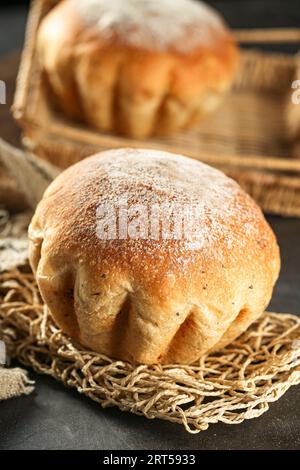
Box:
(28, 149), (280, 364)
(37, 0), (239, 139)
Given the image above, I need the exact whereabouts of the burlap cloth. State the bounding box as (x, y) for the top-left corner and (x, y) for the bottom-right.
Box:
(0, 364), (34, 401)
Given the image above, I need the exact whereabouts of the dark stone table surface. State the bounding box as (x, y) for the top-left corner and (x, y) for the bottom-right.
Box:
(0, 0), (299, 450)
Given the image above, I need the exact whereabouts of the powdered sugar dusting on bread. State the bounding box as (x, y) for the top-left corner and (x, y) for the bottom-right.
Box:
(95, 149), (258, 251)
(44, 148), (267, 279)
(73, 0), (226, 53)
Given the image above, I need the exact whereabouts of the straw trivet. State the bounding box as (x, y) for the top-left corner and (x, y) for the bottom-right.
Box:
(0, 267), (299, 433)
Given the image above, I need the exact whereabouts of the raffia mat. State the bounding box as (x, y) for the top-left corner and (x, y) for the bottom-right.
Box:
(0, 265), (299, 432)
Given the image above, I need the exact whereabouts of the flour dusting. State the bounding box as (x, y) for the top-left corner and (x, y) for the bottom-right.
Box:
(73, 0), (226, 53)
(49, 149), (263, 270)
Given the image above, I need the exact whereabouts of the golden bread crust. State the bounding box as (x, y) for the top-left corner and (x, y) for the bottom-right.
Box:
(29, 149), (280, 364)
(37, 0), (239, 138)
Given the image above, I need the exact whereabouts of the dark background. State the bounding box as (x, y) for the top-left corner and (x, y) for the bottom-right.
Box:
(0, 0), (300, 450)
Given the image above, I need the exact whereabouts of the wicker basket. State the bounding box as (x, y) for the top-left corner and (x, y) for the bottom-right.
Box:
(12, 0), (300, 217)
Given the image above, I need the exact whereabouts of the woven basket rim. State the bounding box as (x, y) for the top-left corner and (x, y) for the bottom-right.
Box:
(9, 0), (300, 218)
(12, 0), (300, 171)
